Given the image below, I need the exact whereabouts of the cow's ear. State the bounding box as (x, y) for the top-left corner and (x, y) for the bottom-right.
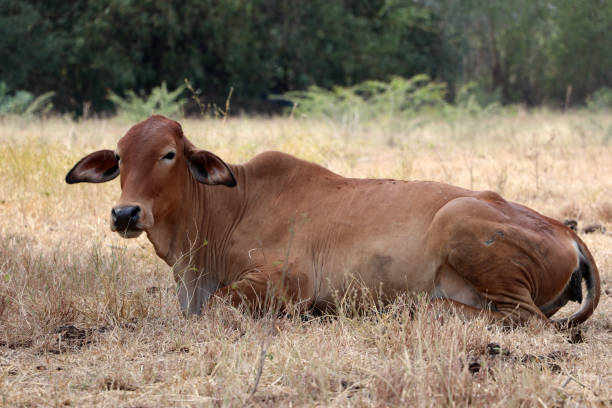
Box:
(65, 150), (119, 184)
(187, 150), (236, 187)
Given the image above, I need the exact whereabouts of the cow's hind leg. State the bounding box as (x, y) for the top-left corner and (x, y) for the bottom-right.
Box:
(428, 297), (550, 327)
(485, 287), (552, 327)
(433, 264), (551, 327)
(428, 298), (504, 322)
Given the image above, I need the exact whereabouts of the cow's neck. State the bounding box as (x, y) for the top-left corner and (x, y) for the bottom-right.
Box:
(146, 164), (247, 281)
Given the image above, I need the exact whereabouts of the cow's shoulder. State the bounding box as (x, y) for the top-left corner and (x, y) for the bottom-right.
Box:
(246, 151), (341, 180)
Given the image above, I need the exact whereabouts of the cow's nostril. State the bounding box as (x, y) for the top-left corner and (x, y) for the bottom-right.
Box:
(111, 205), (141, 231)
(129, 206), (140, 218)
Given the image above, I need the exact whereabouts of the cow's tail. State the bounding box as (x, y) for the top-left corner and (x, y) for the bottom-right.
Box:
(557, 238), (601, 327)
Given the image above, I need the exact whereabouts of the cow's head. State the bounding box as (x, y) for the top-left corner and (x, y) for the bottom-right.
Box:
(66, 115), (236, 238)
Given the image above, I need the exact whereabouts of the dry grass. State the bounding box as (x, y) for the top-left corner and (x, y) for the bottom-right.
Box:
(0, 110), (611, 407)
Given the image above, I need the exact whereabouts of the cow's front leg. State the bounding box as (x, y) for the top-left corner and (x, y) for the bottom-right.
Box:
(175, 267), (217, 316)
(208, 266), (312, 315)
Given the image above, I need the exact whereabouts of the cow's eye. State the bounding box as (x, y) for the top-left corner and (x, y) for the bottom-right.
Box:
(162, 151), (176, 160)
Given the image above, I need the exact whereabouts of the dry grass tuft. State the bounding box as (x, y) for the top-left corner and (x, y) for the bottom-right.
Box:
(0, 111), (611, 406)
(596, 202), (612, 223)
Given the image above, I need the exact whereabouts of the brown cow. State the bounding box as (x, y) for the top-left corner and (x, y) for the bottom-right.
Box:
(65, 115), (600, 326)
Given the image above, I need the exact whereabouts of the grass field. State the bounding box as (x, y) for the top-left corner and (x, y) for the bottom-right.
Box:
(0, 111), (611, 407)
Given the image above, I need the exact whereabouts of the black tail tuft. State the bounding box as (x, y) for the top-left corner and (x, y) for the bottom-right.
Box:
(577, 243), (596, 295)
(566, 258), (583, 303)
(556, 239), (601, 327)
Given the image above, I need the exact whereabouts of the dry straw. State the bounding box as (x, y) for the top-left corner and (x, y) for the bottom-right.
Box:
(0, 111), (610, 406)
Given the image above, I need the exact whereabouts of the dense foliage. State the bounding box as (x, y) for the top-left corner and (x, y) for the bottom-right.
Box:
(1, 0), (610, 114)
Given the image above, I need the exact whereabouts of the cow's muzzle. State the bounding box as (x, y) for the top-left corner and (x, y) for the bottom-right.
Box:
(111, 205), (143, 238)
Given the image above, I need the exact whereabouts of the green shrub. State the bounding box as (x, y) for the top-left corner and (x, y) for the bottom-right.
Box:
(107, 82), (186, 121)
(282, 75), (447, 122)
(586, 87), (612, 111)
(0, 82), (54, 117)
(454, 81), (502, 115)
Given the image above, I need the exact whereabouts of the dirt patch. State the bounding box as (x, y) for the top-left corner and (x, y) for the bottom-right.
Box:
(564, 219), (578, 231)
(582, 223), (607, 234)
(567, 328), (584, 344)
(465, 343), (569, 375)
(0, 339), (33, 350)
(43, 325), (110, 354)
(145, 286), (174, 295)
(101, 376), (138, 391)
(563, 219), (607, 234)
